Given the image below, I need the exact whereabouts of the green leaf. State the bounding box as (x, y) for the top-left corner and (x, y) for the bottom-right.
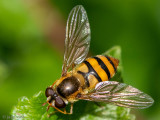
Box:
(11, 91), (47, 120)
(11, 91), (135, 120)
(11, 46), (135, 120)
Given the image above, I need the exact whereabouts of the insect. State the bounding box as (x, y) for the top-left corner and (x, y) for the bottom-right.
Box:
(44, 5), (154, 114)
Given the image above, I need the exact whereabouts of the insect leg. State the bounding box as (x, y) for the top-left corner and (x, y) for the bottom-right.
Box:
(52, 106), (68, 114)
(46, 105), (63, 117)
(51, 104), (74, 114)
(47, 105), (51, 112)
(69, 103), (74, 114)
(42, 102), (47, 106)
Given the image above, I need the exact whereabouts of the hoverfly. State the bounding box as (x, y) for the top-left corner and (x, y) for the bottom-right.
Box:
(44, 5), (154, 114)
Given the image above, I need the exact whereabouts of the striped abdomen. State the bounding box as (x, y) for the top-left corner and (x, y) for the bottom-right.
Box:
(75, 55), (119, 90)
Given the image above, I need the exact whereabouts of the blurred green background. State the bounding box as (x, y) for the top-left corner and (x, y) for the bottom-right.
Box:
(0, 0), (160, 120)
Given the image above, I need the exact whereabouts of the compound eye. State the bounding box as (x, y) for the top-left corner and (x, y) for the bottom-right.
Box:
(45, 87), (54, 97)
(55, 97), (66, 108)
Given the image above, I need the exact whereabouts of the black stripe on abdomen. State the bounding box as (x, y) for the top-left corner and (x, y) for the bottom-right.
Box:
(84, 61), (102, 82)
(105, 56), (116, 72)
(93, 56), (111, 79)
(77, 60), (102, 87)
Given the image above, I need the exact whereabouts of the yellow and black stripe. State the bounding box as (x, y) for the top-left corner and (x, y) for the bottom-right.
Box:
(77, 55), (119, 88)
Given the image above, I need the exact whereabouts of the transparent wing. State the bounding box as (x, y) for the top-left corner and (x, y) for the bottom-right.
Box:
(78, 81), (154, 109)
(62, 5), (91, 76)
